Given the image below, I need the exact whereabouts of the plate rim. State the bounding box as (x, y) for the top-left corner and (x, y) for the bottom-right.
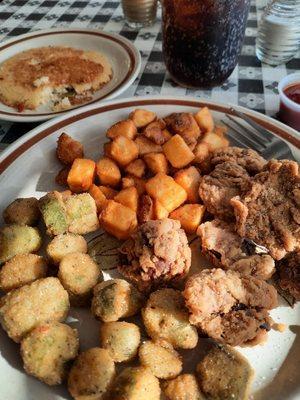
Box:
(0, 95), (299, 174)
(0, 28), (141, 122)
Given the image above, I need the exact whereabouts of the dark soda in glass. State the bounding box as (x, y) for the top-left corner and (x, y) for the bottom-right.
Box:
(161, 0), (250, 88)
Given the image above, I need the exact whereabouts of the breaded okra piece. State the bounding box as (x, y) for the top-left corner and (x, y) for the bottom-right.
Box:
(65, 193), (99, 235)
(39, 191), (68, 236)
(3, 197), (40, 226)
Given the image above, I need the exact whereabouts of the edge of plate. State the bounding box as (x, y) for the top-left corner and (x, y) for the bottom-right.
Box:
(0, 28), (141, 122)
(0, 95), (299, 174)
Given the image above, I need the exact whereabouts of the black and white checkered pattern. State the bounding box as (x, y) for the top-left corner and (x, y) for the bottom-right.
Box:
(0, 0), (299, 146)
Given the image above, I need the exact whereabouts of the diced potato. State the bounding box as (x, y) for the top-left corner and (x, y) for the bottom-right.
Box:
(39, 191), (68, 236)
(96, 157), (121, 187)
(106, 119), (137, 140)
(55, 167), (70, 187)
(194, 107), (214, 133)
(144, 152), (168, 175)
(146, 173), (187, 213)
(67, 158), (96, 193)
(65, 193), (99, 234)
(214, 124), (228, 137)
(174, 166), (201, 203)
(135, 136), (162, 156)
(170, 204), (205, 234)
(164, 113), (200, 149)
(130, 108), (156, 128)
(122, 176), (146, 195)
(100, 200), (137, 240)
(153, 199), (169, 220)
(125, 159), (146, 178)
(137, 194), (154, 224)
(193, 142), (210, 163)
(163, 135), (195, 168)
(109, 136), (139, 167)
(161, 129), (172, 142)
(103, 142), (112, 157)
(99, 185), (118, 199)
(142, 120), (168, 145)
(202, 132), (229, 152)
(89, 184), (108, 211)
(114, 187), (138, 213)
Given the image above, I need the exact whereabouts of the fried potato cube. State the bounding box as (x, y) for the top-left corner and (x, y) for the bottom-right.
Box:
(100, 200), (138, 240)
(96, 157), (121, 187)
(202, 132), (229, 152)
(114, 187), (138, 212)
(144, 152), (169, 175)
(193, 141), (210, 163)
(196, 345), (254, 400)
(67, 158), (96, 193)
(46, 233), (87, 265)
(142, 288), (198, 349)
(103, 141), (112, 157)
(0, 225), (42, 265)
(109, 136), (139, 167)
(142, 119), (168, 145)
(89, 184), (108, 211)
(125, 158), (146, 178)
(164, 113), (200, 149)
(3, 197), (40, 226)
(194, 107), (215, 133)
(0, 277), (70, 342)
(163, 134), (195, 168)
(68, 348), (115, 400)
(153, 199), (169, 220)
(130, 108), (156, 128)
(135, 136), (162, 156)
(65, 193), (99, 235)
(146, 173), (187, 212)
(110, 366), (160, 400)
(56, 132), (84, 165)
(58, 252), (102, 306)
(163, 374), (204, 400)
(174, 166), (201, 203)
(214, 124), (228, 137)
(122, 175), (146, 195)
(39, 191), (68, 236)
(21, 322), (79, 386)
(170, 204), (205, 234)
(0, 254), (47, 292)
(106, 119), (137, 140)
(99, 321), (141, 362)
(99, 185), (118, 199)
(55, 167), (70, 187)
(137, 194), (154, 224)
(91, 279), (144, 322)
(139, 340), (182, 379)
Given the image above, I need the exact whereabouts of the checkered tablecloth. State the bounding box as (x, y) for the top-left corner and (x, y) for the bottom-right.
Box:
(0, 0), (299, 149)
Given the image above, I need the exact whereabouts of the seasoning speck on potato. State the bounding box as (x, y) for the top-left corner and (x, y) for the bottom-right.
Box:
(91, 279), (144, 322)
(0, 254), (47, 292)
(162, 374), (204, 400)
(68, 347), (115, 400)
(3, 197), (40, 226)
(46, 233), (87, 265)
(109, 366), (160, 400)
(21, 322), (79, 385)
(139, 340), (182, 379)
(58, 252), (102, 306)
(99, 321), (140, 362)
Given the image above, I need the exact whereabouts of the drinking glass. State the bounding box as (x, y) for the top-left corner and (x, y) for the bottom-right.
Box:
(121, 0), (158, 28)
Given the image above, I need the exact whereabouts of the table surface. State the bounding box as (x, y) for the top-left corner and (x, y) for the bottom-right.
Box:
(0, 0), (299, 151)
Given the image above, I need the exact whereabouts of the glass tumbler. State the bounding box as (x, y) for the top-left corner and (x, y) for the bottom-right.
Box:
(121, 0), (158, 28)
(161, 0), (251, 88)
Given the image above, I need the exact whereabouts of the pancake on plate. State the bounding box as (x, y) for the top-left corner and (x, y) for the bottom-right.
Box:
(0, 46), (112, 112)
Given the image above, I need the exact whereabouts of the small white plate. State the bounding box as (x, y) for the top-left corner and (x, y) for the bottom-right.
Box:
(0, 29), (141, 122)
(0, 96), (299, 400)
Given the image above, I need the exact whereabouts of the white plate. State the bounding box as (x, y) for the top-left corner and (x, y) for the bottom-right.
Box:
(0, 96), (299, 400)
(0, 29), (141, 122)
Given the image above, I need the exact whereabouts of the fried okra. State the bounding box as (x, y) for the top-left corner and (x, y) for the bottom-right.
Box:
(139, 340), (182, 379)
(142, 288), (198, 349)
(68, 347), (115, 400)
(39, 191), (68, 236)
(162, 374), (204, 400)
(99, 321), (140, 362)
(109, 366), (160, 400)
(65, 193), (99, 235)
(3, 197), (40, 226)
(0, 224), (42, 265)
(46, 233), (88, 265)
(56, 132), (84, 166)
(58, 252), (102, 306)
(196, 345), (254, 400)
(91, 279), (144, 322)
(21, 322), (79, 385)
(0, 277), (70, 342)
(0, 254), (47, 292)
